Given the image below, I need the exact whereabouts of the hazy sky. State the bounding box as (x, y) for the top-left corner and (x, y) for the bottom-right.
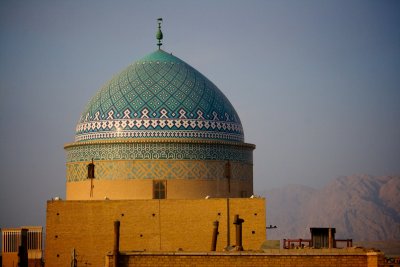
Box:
(0, 0), (399, 228)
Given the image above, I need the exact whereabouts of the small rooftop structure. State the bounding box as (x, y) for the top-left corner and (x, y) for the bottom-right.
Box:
(310, 227), (336, 249)
(1, 226), (43, 266)
(284, 227), (353, 249)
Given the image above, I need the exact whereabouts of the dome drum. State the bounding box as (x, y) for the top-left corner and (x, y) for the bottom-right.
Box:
(66, 160), (253, 200)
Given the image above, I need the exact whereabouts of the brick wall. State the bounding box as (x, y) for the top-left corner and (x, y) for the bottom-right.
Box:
(106, 249), (385, 267)
(45, 198), (265, 267)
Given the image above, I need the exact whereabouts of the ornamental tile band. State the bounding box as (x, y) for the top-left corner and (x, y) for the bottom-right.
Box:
(65, 142), (253, 163)
(66, 160), (252, 182)
(76, 129), (243, 142)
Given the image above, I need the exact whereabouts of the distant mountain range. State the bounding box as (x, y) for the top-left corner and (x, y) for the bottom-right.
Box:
(260, 175), (400, 241)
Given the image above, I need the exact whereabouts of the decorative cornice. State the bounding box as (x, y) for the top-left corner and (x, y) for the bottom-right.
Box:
(64, 138), (255, 150)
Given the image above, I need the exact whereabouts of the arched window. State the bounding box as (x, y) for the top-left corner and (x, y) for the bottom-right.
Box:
(225, 161), (231, 192)
(153, 180), (166, 199)
(87, 159), (95, 179)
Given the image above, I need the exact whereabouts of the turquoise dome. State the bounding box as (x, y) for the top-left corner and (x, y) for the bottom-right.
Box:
(76, 50), (244, 142)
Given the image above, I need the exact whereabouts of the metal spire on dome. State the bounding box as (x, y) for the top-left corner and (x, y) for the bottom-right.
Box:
(156, 18), (163, 49)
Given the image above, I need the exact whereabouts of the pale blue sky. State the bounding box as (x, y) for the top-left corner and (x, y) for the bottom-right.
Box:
(0, 0), (399, 228)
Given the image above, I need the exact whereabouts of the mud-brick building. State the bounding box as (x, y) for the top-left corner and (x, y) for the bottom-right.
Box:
(46, 20), (265, 267)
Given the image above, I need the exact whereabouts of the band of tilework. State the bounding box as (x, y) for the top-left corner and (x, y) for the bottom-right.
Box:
(65, 140), (254, 163)
(66, 160), (253, 182)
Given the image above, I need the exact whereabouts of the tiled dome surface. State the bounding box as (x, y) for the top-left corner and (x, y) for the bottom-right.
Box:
(76, 50), (244, 142)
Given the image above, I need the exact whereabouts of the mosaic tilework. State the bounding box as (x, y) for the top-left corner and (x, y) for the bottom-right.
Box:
(75, 117), (243, 142)
(65, 141), (253, 163)
(66, 160), (252, 182)
(76, 50), (244, 142)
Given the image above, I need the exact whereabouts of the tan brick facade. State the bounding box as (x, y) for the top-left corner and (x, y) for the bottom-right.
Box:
(106, 250), (385, 267)
(66, 172), (253, 200)
(45, 198), (266, 267)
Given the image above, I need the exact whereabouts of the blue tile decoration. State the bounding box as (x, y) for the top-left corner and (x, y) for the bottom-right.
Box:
(66, 48), (255, 186)
(66, 160), (253, 182)
(65, 141), (254, 163)
(76, 50), (244, 142)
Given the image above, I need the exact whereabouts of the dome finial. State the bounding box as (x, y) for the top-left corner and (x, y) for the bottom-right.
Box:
(156, 18), (163, 50)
